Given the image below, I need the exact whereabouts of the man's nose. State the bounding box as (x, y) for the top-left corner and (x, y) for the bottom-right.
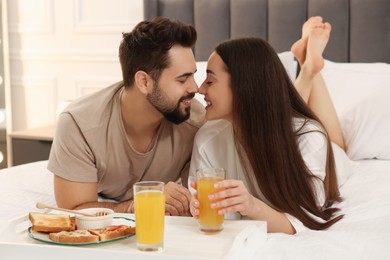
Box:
(188, 77), (199, 93)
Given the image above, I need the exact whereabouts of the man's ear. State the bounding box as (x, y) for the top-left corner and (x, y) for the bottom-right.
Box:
(134, 71), (152, 95)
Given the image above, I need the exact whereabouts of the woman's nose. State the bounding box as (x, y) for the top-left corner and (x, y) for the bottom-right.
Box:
(198, 82), (206, 94)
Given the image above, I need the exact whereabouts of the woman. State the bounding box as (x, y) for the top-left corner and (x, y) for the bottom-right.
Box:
(189, 18), (348, 234)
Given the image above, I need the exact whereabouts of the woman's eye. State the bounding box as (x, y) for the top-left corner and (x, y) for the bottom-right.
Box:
(201, 78), (213, 87)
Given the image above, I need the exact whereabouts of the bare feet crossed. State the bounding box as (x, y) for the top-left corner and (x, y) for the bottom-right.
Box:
(304, 22), (331, 76)
(291, 16), (323, 66)
(291, 16), (332, 77)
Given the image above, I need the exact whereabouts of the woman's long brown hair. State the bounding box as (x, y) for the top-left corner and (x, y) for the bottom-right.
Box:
(215, 38), (343, 230)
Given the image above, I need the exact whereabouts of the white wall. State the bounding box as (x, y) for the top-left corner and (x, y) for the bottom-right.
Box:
(7, 0), (144, 131)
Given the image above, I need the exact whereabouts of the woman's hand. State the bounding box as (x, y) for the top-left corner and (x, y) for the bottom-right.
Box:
(189, 181), (200, 219)
(210, 179), (259, 218)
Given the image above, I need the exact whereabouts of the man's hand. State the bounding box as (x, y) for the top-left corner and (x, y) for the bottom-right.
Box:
(164, 181), (192, 216)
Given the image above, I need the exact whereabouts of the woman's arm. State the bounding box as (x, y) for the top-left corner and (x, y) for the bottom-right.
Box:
(204, 179), (296, 234)
(247, 198), (296, 234)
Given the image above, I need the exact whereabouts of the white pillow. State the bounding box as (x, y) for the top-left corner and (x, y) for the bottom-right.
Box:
(322, 60), (390, 160)
(194, 61), (207, 106)
(277, 51), (298, 81)
(194, 51), (297, 106)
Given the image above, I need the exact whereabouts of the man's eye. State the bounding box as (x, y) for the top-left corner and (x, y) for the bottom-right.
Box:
(178, 78), (188, 84)
(207, 81), (213, 85)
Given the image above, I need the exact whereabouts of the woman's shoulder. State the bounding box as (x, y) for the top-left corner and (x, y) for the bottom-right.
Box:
(194, 119), (233, 147)
(196, 119), (232, 135)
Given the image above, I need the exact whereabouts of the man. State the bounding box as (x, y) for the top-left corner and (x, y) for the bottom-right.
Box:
(48, 17), (205, 216)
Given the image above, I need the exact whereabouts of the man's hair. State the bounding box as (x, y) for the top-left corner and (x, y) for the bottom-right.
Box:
(119, 17), (197, 87)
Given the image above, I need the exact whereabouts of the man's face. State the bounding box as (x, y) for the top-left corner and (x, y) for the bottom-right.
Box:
(147, 45), (198, 124)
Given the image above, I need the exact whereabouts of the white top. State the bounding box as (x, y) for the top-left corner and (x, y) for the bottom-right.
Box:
(189, 119), (352, 232)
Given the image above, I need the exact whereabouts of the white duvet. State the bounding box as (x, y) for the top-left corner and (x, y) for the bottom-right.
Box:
(254, 159), (390, 259)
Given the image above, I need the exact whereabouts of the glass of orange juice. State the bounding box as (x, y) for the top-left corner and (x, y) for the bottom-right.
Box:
(134, 181), (165, 252)
(196, 168), (226, 232)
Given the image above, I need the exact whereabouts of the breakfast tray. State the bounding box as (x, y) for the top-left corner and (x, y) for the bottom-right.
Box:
(0, 213), (266, 260)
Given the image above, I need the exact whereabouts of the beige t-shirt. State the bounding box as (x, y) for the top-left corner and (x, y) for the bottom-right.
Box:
(48, 81), (205, 202)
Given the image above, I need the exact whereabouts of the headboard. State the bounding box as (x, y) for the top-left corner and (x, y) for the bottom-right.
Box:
(143, 0), (390, 63)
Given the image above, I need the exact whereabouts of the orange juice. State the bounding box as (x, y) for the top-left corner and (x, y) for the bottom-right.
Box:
(134, 190), (165, 245)
(197, 176), (224, 230)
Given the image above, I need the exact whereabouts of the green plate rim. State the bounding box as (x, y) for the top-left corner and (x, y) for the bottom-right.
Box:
(28, 216), (135, 246)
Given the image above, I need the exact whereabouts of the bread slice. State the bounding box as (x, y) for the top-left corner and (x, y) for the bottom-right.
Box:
(49, 230), (99, 243)
(29, 212), (74, 232)
(89, 225), (136, 241)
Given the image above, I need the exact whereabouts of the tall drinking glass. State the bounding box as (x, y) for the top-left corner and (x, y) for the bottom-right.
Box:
(134, 181), (165, 252)
(196, 168), (226, 232)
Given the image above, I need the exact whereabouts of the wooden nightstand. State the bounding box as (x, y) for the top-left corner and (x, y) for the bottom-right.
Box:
(8, 125), (56, 166)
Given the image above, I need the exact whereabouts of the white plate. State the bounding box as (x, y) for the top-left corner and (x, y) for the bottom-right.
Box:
(28, 216), (135, 246)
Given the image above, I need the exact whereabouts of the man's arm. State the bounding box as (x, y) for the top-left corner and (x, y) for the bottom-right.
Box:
(54, 175), (133, 213)
(54, 175), (192, 215)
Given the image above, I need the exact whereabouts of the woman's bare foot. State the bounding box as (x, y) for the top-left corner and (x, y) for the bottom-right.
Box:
(291, 16), (323, 65)
(302, 22), (331, 76)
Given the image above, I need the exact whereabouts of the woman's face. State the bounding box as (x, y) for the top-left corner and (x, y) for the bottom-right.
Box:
(198, 52), (233, 122)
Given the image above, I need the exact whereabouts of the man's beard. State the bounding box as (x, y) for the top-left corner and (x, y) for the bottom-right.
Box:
(147, 83), (195, 125)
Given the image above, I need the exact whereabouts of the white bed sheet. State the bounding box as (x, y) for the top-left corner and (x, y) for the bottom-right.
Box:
(0, 161), (55, 224)
(0, 159), (389, 259)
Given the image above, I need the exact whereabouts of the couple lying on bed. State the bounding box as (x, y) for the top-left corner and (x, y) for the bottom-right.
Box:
(48, 16), (348, 234)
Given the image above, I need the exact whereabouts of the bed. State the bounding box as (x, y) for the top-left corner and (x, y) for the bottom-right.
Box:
(146, 0), (390, 258)
(1, 0), (390, 259)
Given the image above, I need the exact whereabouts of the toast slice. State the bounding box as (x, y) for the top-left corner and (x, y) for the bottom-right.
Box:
(89, 225), (136, 241)
(49, 230), (99, 243)
(29, 212), (74, 232)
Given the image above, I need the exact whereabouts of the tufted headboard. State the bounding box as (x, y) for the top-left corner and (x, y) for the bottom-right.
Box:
(143, 0), (390, 63)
